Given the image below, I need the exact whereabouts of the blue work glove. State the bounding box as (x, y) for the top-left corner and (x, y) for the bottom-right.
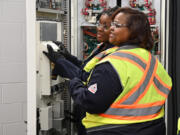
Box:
(43, 44), (64, 63)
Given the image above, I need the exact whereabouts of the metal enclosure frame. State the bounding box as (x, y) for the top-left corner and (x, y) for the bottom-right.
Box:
(26, 0), (177, 134)
(27, 0), (72, 134)
(26, 0), (37, 135)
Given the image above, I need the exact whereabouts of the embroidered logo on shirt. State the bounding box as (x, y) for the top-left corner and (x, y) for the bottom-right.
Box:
(88, 83), (97, 94)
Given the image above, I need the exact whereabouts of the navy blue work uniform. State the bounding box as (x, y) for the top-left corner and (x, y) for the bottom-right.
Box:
(68, 44), (166, 135)
(53, 43), (114, 135)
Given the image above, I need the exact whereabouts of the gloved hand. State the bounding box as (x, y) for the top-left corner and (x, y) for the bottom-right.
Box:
(53, 41), (64, 47)
(53, 41), (83, 67)
(43, 44), (64, 63)
(53, 41), (71, 58)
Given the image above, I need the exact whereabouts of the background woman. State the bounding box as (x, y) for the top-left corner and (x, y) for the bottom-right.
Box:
(44, 6), (120, 135)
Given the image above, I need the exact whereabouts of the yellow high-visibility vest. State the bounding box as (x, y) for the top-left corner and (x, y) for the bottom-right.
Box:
(178, 118), (180, 134)
(82, 47), (172, 129)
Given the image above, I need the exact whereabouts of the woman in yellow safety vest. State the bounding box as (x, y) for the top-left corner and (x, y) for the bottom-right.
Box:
(68, 7), (172, 135)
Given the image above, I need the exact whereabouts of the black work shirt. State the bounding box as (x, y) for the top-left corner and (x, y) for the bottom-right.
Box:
(69, 62), (122, 114)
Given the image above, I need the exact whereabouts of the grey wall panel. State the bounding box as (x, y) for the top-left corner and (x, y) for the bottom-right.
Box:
(0, 23), (26, 63)
(3, 123), (26, 135)
(2, 83), (27, 103)
(0, 103), (22, 123)
(0, 0), (27, 134)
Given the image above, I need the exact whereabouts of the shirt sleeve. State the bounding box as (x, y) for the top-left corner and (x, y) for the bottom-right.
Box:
(69, 62), (123, 114)
(53, 58), (90, 81)
(53, 58), (81, 79)
(65, 54), (83, 68)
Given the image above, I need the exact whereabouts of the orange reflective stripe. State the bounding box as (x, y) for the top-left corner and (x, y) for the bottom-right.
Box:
(97, 43), (103, 48)
(105, 55), (145, 72)
(99, 111), (161, 120)
(111, 100), (165, 109)
(116, 53), (170, 93)
(94, 56), (104, 60)
(112, 51), (147, 70)
(153, 82), (168, 98)
(95, 52), (106, 58)
(94, 50), (170, 121)
(118, 50), (147, 64)
(117, 53), (152, 105)
(106, 52), (169, 106)
(102, 105), (162, 117)
(115, 74), (146, 105)
(134, 57), (158, 104)
(155, 73), (172, 90)
(94, 46), (119, 60)
(94, 52), (108, 60)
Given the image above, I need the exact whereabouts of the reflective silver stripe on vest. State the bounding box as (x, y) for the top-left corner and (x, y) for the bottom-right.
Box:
(112, 52), (146, 70)
(111, 51), (169, 103)
(86, 43), (104, 59)
(122, 55), (156, 104)
(104, 105), (162, 116)
(95, 52), (106, 59)
(87, 124), (128, 133)
(153, 77), (170, 95)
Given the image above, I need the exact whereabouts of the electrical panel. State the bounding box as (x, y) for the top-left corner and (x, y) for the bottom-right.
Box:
(80, 0), (109, 59)
(82, 26), (99, 59)
(122, 0), (161, 59)
(37, 0), (62, 9)
(81, 0), (109, 23)
(78, 0), (116, 59)
(36, 0), (72, 135)
(36, 0), (64, 21)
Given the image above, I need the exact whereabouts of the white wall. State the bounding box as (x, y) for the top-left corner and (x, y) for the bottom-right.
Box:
(0, 0), (27, 134)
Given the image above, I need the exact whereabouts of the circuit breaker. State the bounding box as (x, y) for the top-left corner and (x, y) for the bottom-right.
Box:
(123, 0), (161, 59)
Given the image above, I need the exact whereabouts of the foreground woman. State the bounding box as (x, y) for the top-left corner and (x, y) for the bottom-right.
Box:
(69, 7), (172, 135)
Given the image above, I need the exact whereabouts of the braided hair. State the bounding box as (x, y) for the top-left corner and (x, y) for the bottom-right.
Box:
(96, 6), (120, 22)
